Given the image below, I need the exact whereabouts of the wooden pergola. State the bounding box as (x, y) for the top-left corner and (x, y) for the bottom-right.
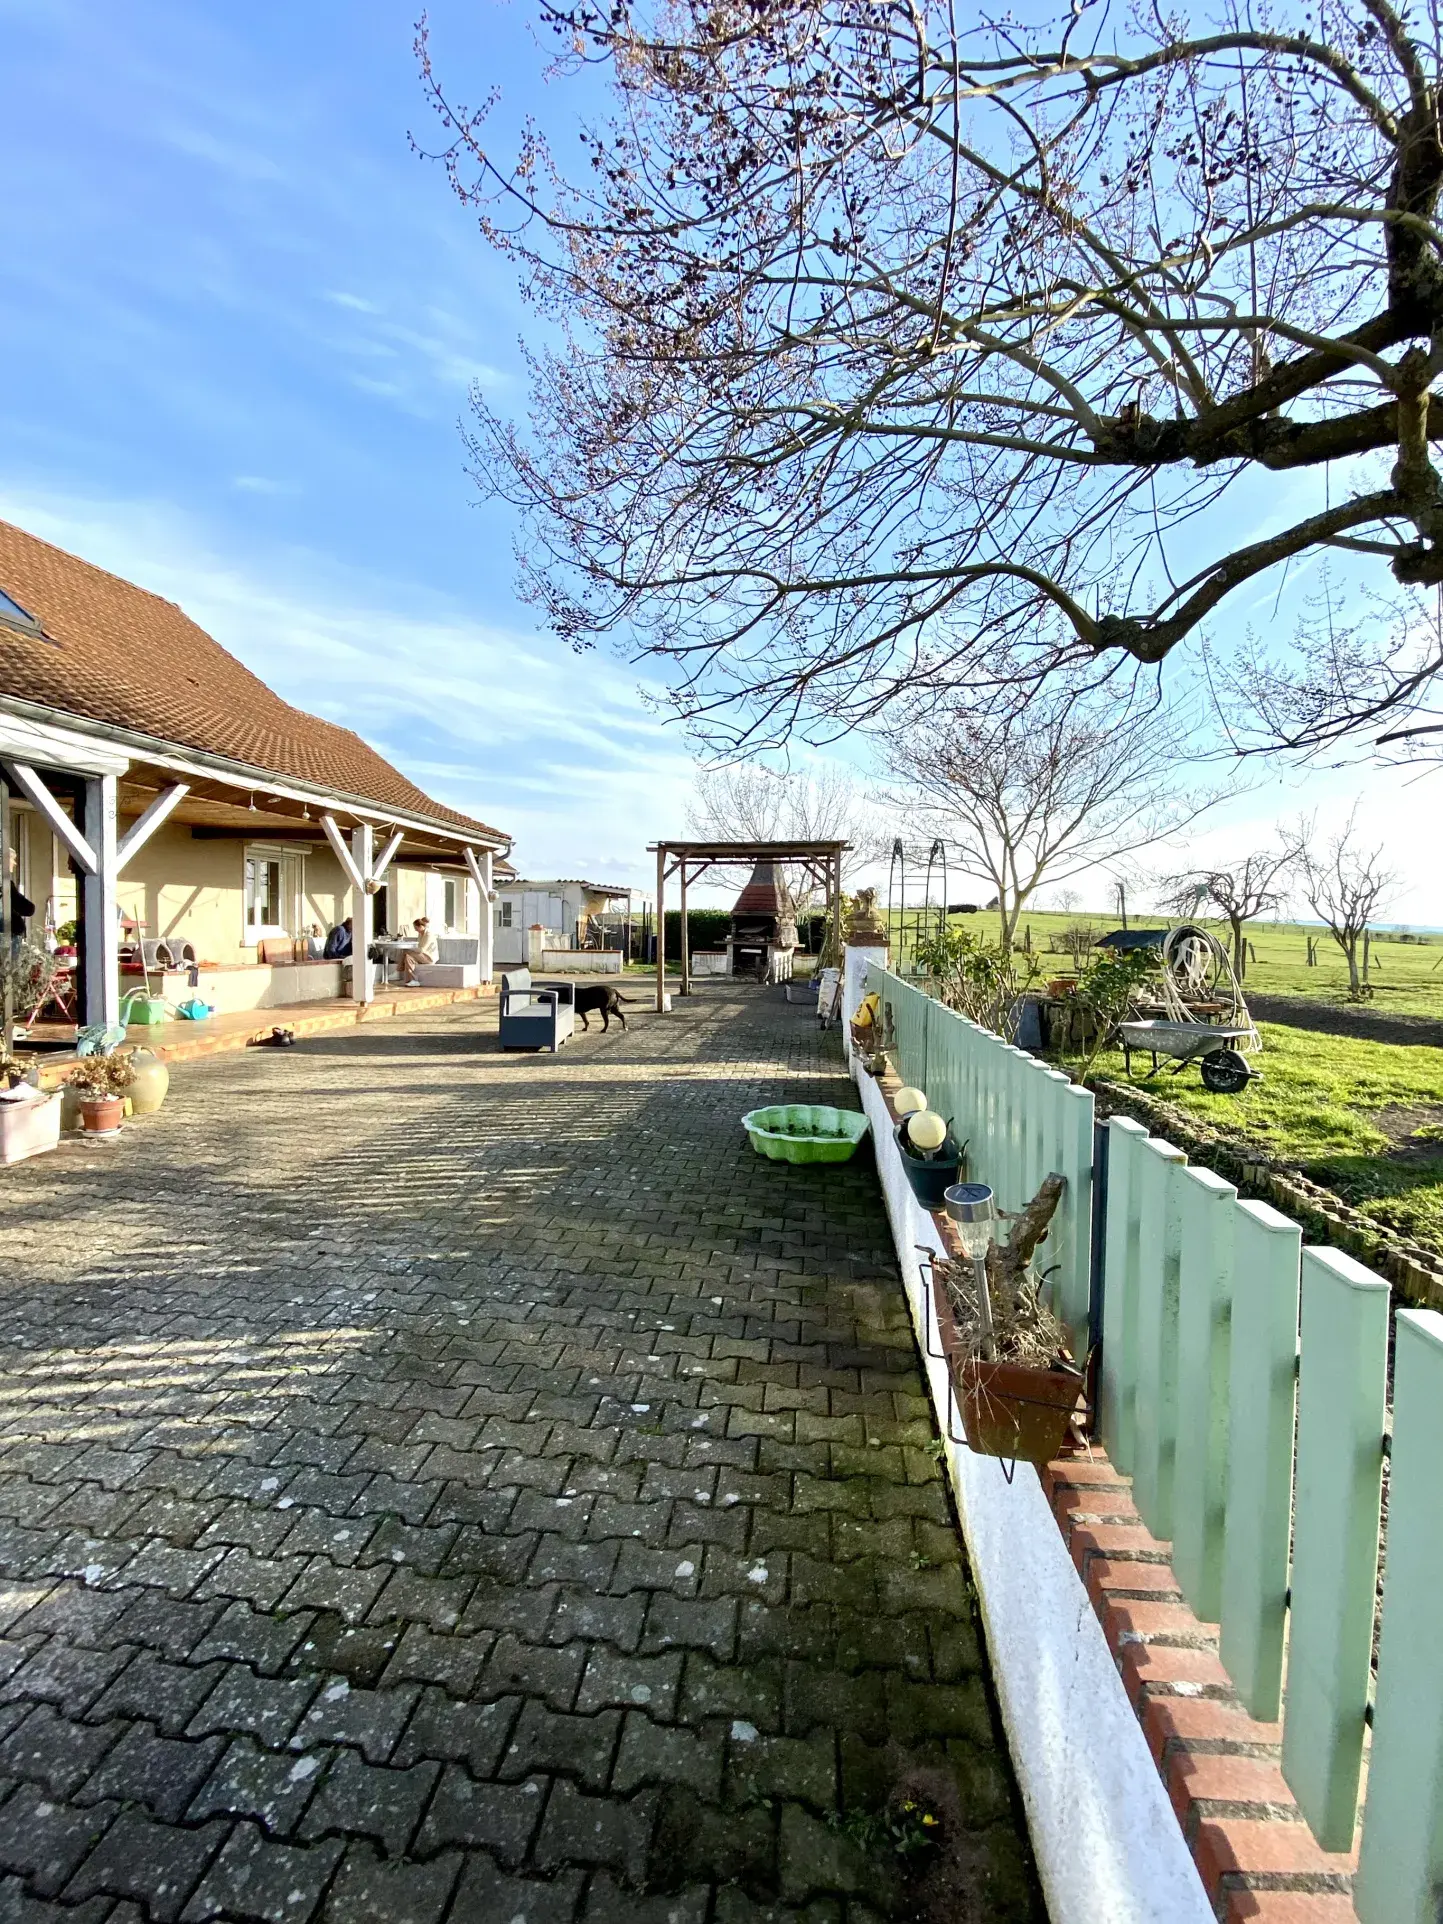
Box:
(647, 838), (849, 1011)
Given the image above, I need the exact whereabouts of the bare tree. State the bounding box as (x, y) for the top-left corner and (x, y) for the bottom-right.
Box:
(1161, 851), (1294, 979)
(880, 689), (1223, 952)
(1288, 809), (1396, 998)
(686, 762), (861, 924)
(422, 0), (1443, 752)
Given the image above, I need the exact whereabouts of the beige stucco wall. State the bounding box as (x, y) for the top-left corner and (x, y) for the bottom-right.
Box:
(108, 824), (354, 966)
(6, 800), (478, 964)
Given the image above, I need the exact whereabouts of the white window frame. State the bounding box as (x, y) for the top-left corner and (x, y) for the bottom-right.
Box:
(443, 876), (468, 933)
(244, 843), (306, 947)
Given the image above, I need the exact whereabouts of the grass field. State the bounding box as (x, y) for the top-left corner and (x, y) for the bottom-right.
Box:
(881, 903), (1443, 1256)
(1070, 1022), (1443, 1257)
(893, 906), (1443, 1017)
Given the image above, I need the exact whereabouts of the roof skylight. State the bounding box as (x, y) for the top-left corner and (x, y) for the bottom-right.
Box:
(0, 588), (42, 636)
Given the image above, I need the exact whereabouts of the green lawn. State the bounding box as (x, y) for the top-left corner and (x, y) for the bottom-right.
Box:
(895, 907), (1443, 1018)
(1076, 1022), (1443, 1256)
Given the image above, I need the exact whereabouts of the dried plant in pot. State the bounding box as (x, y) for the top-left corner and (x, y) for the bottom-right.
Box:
(65, 1050), (136, 1136)
(930, 1175), (1084, 1465)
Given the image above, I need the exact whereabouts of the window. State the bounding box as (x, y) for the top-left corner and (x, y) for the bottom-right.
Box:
(499, 901), (513, 927)
(443, 877), (462, 930)
(244, 845), (305, 943)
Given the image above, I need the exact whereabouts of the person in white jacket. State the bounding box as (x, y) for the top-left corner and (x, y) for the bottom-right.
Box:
(399, 917), (439, 985)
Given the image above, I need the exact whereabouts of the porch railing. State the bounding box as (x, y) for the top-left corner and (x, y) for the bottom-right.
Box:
(872, 966), (1443, 1922)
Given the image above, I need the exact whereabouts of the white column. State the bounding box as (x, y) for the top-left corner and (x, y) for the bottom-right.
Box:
(477, 849), (494, 985)
(352, 822), (374, 1004)
(81, 773), (120, 1028)
(842, 944), (889, 1056)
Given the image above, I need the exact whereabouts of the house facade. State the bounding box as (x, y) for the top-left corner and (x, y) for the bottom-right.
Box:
(0, 519), (509, 1027)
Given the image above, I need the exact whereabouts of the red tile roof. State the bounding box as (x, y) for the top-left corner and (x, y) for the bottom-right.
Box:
(0, 519), (505, 843)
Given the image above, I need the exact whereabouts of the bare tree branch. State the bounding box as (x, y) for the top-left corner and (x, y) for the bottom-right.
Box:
(420, 0), (1443, 747)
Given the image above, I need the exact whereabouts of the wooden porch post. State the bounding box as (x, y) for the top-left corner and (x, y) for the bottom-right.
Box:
(655, 845), (666, 1012)
(352, 822), (374, 1004)
(679, 857), (691, 996)
(80, 773), (120, 1029)
(830, 850), (843, 963)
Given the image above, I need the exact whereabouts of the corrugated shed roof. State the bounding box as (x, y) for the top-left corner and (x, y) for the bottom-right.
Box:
(0, 518), (505, 842)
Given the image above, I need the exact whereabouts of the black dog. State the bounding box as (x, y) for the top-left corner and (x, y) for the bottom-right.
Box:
(574, 984), (636, 1031)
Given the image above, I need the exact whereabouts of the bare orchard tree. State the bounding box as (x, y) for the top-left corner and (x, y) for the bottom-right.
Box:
(1287, 810), (1397, 998)
(881, 689), (1222, 953)
(423, 0), (1443, 752)
(686, 762), (860, 925)
(1161, 851), (1294, 979)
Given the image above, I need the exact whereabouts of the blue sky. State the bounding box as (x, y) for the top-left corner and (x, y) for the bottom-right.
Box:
(0, 0), (1435, 916)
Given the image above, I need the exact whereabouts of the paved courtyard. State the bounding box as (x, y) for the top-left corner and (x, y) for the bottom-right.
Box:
(0, 983), (1040, 1923)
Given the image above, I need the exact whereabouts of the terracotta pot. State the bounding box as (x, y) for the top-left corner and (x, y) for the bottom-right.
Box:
(79, 1094), (124, 1135)
(932, 1254), (1083, 1464)
(955, 1356), (1081, 1465)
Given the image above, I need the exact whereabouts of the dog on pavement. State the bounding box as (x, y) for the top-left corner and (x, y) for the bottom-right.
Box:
(574, 984), (637, 1031)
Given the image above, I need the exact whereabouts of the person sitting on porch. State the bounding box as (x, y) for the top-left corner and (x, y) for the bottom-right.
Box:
(322, 917), (352, 959)
(399, 917), (438, 985)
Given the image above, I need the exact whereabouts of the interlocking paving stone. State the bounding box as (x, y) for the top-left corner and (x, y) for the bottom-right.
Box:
(0, 984), (1041, 1918)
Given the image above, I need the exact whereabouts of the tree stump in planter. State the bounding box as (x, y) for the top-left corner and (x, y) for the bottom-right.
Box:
(931, 1173), (1085, 1465)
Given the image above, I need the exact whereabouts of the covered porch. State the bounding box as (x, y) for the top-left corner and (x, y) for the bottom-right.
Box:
(0, 702), (505, 1049)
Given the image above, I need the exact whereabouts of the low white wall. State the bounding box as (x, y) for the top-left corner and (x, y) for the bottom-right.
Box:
(541, 950), (622, 974)
(690, 949), (730, 976)
(127, 962), (346, 1015)
(855, 1062), (1215, 1924)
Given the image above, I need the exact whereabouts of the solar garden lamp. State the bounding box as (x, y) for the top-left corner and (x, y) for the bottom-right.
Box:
(944, 1182), (998, 1360)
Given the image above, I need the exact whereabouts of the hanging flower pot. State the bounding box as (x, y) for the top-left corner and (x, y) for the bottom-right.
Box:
(930, 1176), (1085, 1466)
(954, 1354), (1082, 1465)
(893, 1116), (966, 1209)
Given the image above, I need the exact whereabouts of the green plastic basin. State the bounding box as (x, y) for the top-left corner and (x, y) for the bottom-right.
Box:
(741, 1104), (870, 1165)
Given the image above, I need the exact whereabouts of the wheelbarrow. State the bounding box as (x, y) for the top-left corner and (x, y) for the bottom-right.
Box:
(1116, 1019), (1259, 1094)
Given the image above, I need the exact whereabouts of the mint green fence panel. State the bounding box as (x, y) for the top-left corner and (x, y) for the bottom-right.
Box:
(1053, 1076), (1095, 1355)
(1099, 1117), (1148, 1473)
(1131, 1139), (1189, 1542)
(1172, 1167), (1238, 1625)
(1354, 1308), (1443, 1924)
(1281, 1247), (1389, 1852)
(867, 970), (1093, 1351)
(1218, 1200), (1302, 1722)
(886, 975), (930, 1093)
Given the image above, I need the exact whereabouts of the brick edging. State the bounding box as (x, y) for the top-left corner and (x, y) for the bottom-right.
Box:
(1040, 1453), (1359, 1924)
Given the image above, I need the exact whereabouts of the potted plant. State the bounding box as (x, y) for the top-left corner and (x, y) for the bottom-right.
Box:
(930, 1175), (1084, 1464)
(65, 1051), (136, 1136)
